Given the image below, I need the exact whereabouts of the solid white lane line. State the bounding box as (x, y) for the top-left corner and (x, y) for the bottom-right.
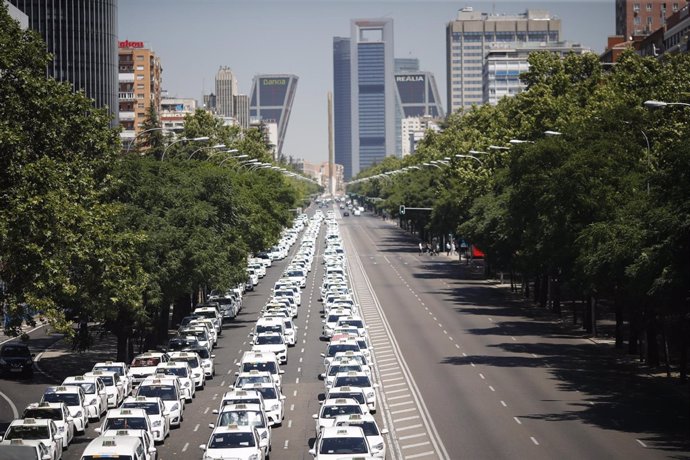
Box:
(0, 390), (18, 419)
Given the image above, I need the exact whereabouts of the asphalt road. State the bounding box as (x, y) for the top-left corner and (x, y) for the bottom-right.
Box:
(2, 206), (688, 460)
(338, 211), (690, 460)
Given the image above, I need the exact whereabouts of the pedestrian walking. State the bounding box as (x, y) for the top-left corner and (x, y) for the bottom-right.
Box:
(418, 242), (423, 255)
(446, 242), (451, 256)
(451, 241), (456, 256)
(424, 242), (430, 254)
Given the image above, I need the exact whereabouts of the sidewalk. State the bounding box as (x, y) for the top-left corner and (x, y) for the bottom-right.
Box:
(35, 331), (118, 383)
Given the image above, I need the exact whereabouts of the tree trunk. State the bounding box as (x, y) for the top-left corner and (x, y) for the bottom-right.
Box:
(628, 305), (640, 355)
(116, 330), (129, 363)
(614, 285), (624, 349)
(679, 322), (687, 382)
(533, 274), (540, 303)
(539, 274), (548, 308)
(646, 315), (660, 367)
(523, 275), (530, 299)
(552, 276), (561, 315)
(591, 296), (597, 337)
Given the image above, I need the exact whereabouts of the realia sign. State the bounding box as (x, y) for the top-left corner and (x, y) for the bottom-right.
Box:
(119, 40), (144, 49)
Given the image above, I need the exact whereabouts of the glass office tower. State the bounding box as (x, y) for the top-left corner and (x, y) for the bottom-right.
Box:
(249, 74), (298, 158)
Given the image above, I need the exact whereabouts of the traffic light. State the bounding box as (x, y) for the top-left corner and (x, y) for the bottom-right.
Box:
(399, 205), (405, 215)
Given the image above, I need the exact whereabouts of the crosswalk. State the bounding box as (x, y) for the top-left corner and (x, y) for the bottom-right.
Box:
(342, 225), (449, 460)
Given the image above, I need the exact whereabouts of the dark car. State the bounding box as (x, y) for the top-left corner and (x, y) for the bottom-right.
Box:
(167, 336), (201, 352)
(343, 211), (350, 217)
(0, 342), (34, 378)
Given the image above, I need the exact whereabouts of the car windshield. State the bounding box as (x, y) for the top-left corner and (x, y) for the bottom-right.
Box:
(218, 411), (266, 428)
(1, 346), (30, 358)
(24, 408), (62, 421)
(329, 365), (362, 376)
(68, 382), (95, 394)
(189, 348), (210, 359)
(169, 339), (196, 350)
(256, 325), (281, 334)
(208, 432), (255, 448)
(242, 362), (276, 374)
(284, 321), (293, 330)
(327, 315), (346, 323)
(132, 357), (160, 367)
(223, 398), (262, 406)
(334, 376), (371, 387)
(171, 356), (199, 368)
(43, 393), (79, 406)
(342, 421), (379, 436)
(236, 376), (271, 386)
(330, 392), (366, 404)
(137, 385), (177, 401)
(94, 365), (123, 376)
(340, 320), (364, 328)
(255, 387), (277, 400)
(122, 402), (160, 415)
(97, 376), (114, 385)
(256, 335), (283, 345)
(327, 344), (360, 357)
(286, 271), (303, 277)
(184, 330), (207, 340)
(157, 367), (187, 377)
(194, 311), (215, 320)
(5, 425), (50, 440)
(104, 417), (148, 430)
(319, 436), (368, 454)
(322, 405), (362, 418)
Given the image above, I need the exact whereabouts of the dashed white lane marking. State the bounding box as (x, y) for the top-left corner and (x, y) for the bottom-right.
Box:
(193, 423), (199, 432)
(395, 423), (422, 431)
(402, 441), (431, 449)
(500, 401), (507, 407)
(382, 376), (404, 383)
(390, 400), (414, 407)
(489, 386), (495, 392)
(182, 442), (189, 452)
(384, 382), (407, 388)
(290, 404), (295, 411)
(300, 348), (305, 353)
(295, 377), (300, 384)
(212, 393), (218, 400)
(385, 388), (409, 394)
(405, 451), (436, 459)
(380, 371), (402, 377)
(220, 380), (225, 387)
(514, 417), (522, 425)
(511, 337), (517, 341)
(288, 419), (293, 428)
(293, 390), (297, 397)
(532, 353), (538, 358)
(637, 439), (648, 448)
(479, 373), (485, 380)
(297, 367), (301, 373)
(204, 407), (210, 414)
(462, 352), (467, 357)
(391, 407), (417, 415)
(284, 440), (289, 449)
(387, 394), (411, 400)
(299, 357), (303, 363)
(393, 415), (420, 423)
(455, 344), (460, 349)
(530, 437), (540, 446)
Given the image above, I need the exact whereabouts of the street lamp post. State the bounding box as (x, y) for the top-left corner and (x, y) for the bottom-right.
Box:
(644, 100), (690, 109)
(187, 144), (226, 160)
(124, 127), (170, 154)
(160, 136), (210, 161)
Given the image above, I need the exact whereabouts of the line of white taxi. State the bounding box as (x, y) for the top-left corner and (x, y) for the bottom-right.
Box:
(309, 210), (388, 460)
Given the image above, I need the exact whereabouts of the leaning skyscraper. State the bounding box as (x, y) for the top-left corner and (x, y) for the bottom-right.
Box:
(249, 74), (298, 158)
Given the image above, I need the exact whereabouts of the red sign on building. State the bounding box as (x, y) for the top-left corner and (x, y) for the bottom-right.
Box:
(119, 40), (144, 49)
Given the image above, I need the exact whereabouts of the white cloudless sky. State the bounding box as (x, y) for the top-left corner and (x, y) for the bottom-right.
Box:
(119, 0), (614, 164)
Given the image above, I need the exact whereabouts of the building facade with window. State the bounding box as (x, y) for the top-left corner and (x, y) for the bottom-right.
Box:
(445, 7), (561, 114)
(160, 93), (197, 133)
(483, 42), (589, 105)
(7, 0), (118, 118)
(616, 0), (687, 38)
(350, 18), (396, 177)
(249, 74), (298, 158)
(215, 66), (238, 118)
(118, 41), (162, 142)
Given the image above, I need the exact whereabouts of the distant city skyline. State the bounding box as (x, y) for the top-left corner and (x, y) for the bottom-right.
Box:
(118, 1), (614, 164)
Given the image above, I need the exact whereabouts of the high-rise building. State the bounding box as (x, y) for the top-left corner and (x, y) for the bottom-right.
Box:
(333, 37), (353, 180)
(215, 66), (238, 117)
(394, 57), (420, 73)
(446, 7), (561, 114)
(4, 1), (28, 28)
(616, 0), (687, 38)
(350, 18), (396, 177)
(233, 94), (250, 129)
(395, 71), (444, 118)
(118, 41), (163, 143)
(483, 42), (589, 105)
(7, 0), (118, 118)
(203, 93), (217, 112)
(249, 74), (298, 158)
